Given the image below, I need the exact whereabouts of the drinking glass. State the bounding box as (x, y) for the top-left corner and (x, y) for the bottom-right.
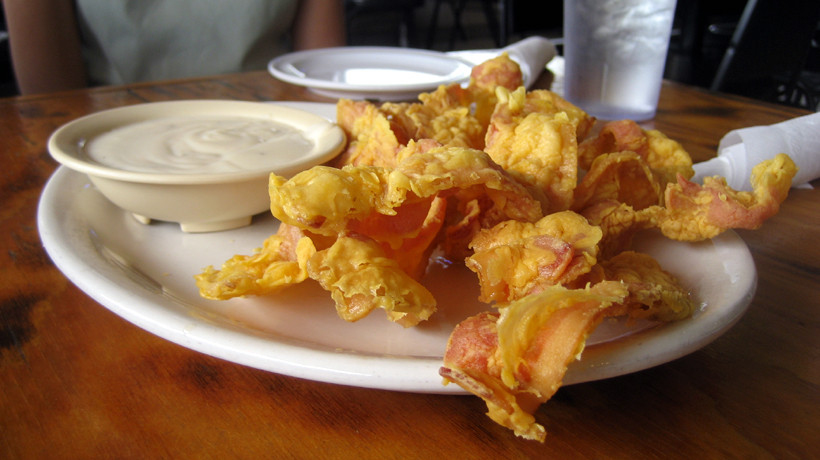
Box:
(563, 0), (677, 121)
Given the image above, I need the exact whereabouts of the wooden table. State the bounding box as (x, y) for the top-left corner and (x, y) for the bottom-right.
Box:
(2, 70), (818, 459)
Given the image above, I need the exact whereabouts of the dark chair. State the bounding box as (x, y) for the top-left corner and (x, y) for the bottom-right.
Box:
(709, 0), (820, 110)
(345, 0), (425, 47)
(425, 0), (563, 51)
(425, 0), (506, 49)
(1, 8), (18, 96)
(664, 0), (747, 86)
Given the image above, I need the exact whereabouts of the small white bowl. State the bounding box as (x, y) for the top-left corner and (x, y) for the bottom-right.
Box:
(47, 100), (346, 232)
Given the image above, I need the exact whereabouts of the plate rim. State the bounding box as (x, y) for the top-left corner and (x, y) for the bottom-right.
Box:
(267, 46), (474, 94)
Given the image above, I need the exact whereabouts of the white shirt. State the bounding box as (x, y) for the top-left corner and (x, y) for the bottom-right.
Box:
(75, 0), (298, 85)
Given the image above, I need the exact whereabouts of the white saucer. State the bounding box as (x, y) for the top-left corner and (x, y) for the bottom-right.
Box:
(268, 46), (474, 100)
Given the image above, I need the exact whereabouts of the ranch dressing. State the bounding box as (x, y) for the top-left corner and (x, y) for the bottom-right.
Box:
(85, 115), (315, 174)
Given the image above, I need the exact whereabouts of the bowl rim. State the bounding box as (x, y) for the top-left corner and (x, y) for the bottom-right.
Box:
(47, 99), (346, 185)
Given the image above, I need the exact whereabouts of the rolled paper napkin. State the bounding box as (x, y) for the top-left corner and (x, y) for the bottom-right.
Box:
(502, 36), (557, 88)
(693, 112), (820, 191)
(449, 36), (557, 89)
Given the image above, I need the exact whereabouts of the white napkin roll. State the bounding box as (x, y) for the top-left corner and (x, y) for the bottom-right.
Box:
(449, 36), (557, 89)
(502, 36), (557, 88)
(695, 112), (820, 191)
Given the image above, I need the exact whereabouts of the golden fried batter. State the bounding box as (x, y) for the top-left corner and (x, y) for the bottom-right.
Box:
(200, 145), (543, 325)
(334, 99), (404, 168)
(307, 235), (437, 327)
(440, 281), (629, 442)
(644, 129), (695, 186)
(382, 85), (485, 150)
(572, 151), (663, 212)
(469, 52), (524, 93)
(269, 164), (394, 236)
(484, 88), (581, 213)
(580, 250), (695, 322)
(579, 200), (658, 258)
(196, 223), (316, 299)
(466, 211), (602, 304)
(580, 154), (797, 248)
(659, 153), (796, 240)
(577, 119), (693, 189)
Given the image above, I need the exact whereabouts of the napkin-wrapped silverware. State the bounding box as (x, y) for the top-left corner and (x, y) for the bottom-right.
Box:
(693, 112), (820, 190)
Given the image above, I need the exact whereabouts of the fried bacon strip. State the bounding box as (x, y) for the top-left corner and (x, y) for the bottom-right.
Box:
(579, 200), (657, 258)
(512, 88), (595, 142)
(572, 151), (663, 212)
(484, 87), (583, 213)
(333, 53), (528, 169)
(196, 223), (317, 299)
(466, 211), (602, 304)
(644, 129), (696, 187)
(659, 153), (797, 240)
(394, 146), (545, 259)
(347, 195), (447, 280)
(381, 86), (485, 151)
(467, 52), (525, 128)
(469, 52), (524, 93)
(307, 235), (437, 327)
(334, 99), (405, 168)
(440, 281), (629, 442)
(581, 154), (798, 253)
(269, 165), (394, 236)
(197, 146), (543, 325)
(577, 119), (694, 189)
(577, 251), (695, 322)
(390, 146), (543, 222)
(269, 144), (542, 242)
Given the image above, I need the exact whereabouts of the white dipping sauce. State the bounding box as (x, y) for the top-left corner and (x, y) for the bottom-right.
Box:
(85, 115), (316, 174)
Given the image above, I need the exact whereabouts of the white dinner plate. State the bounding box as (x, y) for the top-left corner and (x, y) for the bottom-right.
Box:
(268, 46), (474, 100)
(38, 102), (757, 393)
(38, 165), (757, 394)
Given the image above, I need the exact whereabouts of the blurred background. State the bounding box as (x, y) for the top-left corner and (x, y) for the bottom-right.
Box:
(3, 0), (819, 111)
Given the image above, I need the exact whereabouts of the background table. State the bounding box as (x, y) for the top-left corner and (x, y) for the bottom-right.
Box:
(1, 71), (818, 459)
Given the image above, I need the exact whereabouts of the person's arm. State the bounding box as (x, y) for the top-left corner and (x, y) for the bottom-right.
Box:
(2, 0), (87, 94)
(291, 0), (346, 50)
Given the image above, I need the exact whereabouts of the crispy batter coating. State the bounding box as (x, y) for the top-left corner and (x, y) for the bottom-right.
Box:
(382, 85), (485, 150)
(333, 53), (528, 169)
(578, 119), (647, 170)
(578, 119), (693, 189)
(659, 153), (796, 240)
(579, 250), (695, 322)
(466, 211), (602, 304)
(440, 281), (629, 442)
(469, 52), (524, 92)
(269, 164), (394, 236)
(572, 151), (663, 212)
(195, 223), (316, 299)
(513, 88), (595, 142)
(644, 129), (695, 186)
(334, 99), (404, 168)
(484, 87), (582, 213)
(390, 146), (543, 221)
(467, 52), (525, 127)
(580, 200), (658, 258)
(200, 145), (542, 325)
(580, 154), (797, 250)
(307, 235), (437, 327)
(271, 145), (542, 246)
